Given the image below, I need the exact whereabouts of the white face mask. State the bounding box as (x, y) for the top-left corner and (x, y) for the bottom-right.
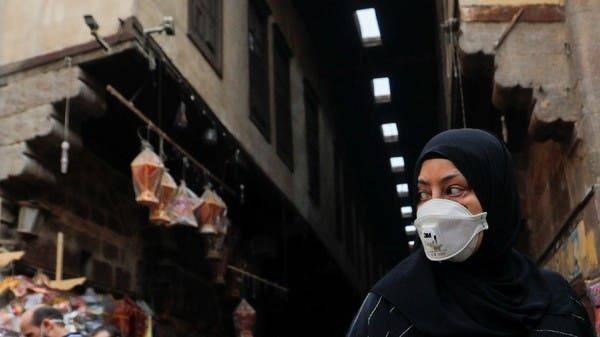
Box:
(414, 198), (488, 262)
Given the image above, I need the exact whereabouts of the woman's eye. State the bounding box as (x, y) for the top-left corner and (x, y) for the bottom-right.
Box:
(418, 191), (431, 201)
(446, 186), (464, 196)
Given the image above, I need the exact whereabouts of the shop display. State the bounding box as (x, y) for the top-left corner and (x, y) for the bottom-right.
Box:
(0, 275), (152, 337)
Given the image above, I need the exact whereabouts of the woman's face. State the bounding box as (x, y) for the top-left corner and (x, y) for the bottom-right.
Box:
(417, 158), (483, 215)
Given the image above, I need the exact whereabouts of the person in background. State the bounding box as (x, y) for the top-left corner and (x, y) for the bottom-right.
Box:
(90, 325), (121, 337)
(20, 305), (81, 337)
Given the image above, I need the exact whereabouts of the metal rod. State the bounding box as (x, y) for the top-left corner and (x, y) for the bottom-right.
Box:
(227, 265), (288, 293)
(106, 84), (236, 196)
(494, 8), (524, 50)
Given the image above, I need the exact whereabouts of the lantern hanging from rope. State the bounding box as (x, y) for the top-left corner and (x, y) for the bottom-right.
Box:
(197, 187), (227, 259)
(233, 299), (256, 337)
(131, 140), (164, 207)
(196, 187), (227, 234)
(167, 180), (201, 228)
(149, 171), (178, 225)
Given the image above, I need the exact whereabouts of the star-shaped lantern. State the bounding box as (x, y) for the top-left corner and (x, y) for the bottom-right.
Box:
(167, 180), (202, 228)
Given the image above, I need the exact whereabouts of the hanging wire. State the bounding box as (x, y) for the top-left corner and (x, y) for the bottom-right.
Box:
(227, 265), (288, 293)
(60, 57), (72, 174)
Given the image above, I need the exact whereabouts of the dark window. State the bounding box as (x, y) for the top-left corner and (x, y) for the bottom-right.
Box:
(304, 80), (320, 204)
(188, 0), (222, 74)
(248, 0), (271, 140)
(334, 152), (344, 241)
(273, 24), (293, 170)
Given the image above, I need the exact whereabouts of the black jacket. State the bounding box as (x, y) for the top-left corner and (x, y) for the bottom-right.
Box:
(347, 275), (596, 337)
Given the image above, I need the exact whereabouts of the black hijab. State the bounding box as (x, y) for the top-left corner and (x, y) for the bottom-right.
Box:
(372, 129), (552, 336)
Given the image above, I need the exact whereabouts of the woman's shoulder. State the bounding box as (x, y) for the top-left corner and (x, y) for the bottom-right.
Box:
(537, 269), (596, 337)
(346, 292), (418, 337)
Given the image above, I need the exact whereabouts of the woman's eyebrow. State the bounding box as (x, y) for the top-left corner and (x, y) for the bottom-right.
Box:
(417, 178), (429, 185)
(440, 173), (461, 183)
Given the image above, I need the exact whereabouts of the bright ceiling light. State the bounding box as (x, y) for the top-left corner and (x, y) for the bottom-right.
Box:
(401, 206), (413, 218)
(408, 240), (415, 249)
(405, 225), (416, 236)
(390, 156), (405, 173)
(354, 8), (382, 47)
(372, 77), (391, 103)
(381, 123), (398, 143)
(396, 183), (409, 197)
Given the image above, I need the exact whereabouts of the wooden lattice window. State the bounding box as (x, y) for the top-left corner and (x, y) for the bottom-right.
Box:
(248, 0), (271, 140)
(188, 0), (222, 74)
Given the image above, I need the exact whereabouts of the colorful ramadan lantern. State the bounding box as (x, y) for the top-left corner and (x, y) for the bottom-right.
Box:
(167, 180), (202, 228)
(196, 187), (227, 234)
(234, 299), (256, 337)
(131, 141), (164, 207)
(150, 171), (178, 225)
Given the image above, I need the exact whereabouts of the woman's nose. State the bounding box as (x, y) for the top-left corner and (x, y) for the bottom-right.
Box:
(430, 188), (443, 199)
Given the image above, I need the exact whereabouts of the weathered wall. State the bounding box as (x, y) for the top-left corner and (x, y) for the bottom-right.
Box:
(457, 0), (600, 284)
(0, 0), (134, 65)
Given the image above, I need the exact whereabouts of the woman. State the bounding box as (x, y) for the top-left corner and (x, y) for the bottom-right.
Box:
(346, 129), (594, 337)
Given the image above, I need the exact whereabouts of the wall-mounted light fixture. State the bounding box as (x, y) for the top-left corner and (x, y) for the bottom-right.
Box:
(17, 202), (45, 237)
(144, 16), (175, 36)
(404, 225), (416, 236)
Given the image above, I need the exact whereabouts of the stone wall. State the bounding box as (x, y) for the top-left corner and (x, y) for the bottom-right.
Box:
(0, 66), (142, 293)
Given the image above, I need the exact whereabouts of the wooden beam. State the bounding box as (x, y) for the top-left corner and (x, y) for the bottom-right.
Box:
(461, 4), (565, 22)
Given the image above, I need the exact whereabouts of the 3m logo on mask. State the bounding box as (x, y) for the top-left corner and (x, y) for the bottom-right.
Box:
(423, 231), (442, 252)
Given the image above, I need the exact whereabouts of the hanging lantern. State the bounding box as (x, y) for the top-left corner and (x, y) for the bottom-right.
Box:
(167, 180), (202, 228)
(149, 171), (178, 225)
(233, 299), (256, 337)
(17, 202), (45, 237)
(174, 101), (188, 129)
(131, 141), (164, 207)
(196, 187), (227, 233)
(204, 214), (230, 259)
